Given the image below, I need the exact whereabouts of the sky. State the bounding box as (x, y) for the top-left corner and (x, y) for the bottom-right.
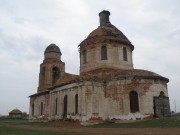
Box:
(0, 0), (180, 115)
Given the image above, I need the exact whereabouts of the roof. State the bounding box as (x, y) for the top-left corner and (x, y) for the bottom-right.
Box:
(9, 109), (22, 114)
(44, 43), (61, 54)
(51, 69), (169, 91)
(107, 69), (169, 82)
(88, 24), (131, 44)
(79, 11), (134, 50)
(29, 90), (49, 97)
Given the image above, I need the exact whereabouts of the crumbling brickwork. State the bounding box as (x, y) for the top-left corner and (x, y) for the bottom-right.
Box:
(29, 10), (170, 122)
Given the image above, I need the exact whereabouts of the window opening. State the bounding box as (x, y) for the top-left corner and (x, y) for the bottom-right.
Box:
(101, 46), (107, 60)
(129, 91), (139, 113)
(123, 47), (127, 61)
(75, 94), (78, 114)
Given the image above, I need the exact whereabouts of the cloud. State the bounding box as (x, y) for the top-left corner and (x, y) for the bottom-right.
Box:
(0, 0), (180, 114)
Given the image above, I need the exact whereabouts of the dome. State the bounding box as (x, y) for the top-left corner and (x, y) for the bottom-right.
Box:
(87, 24), (132, 45)
(45, 44), (61, 54)
(9, 109), (22, 114)
(88, 24), (126, 38)
(79, 10), (134, 50)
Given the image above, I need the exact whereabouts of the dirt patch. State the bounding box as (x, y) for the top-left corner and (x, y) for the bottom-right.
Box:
(11, 122), (180, 135)
(48, 119), (81, 128)
(12, 126), (180, 135)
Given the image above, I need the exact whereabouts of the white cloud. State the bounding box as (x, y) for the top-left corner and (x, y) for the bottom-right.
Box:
(0, 0), (180, 114)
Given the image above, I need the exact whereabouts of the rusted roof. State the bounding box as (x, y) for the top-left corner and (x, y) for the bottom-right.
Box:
(88, 24), (130, 41)
(55, 73), (79, 85)
(79, 24), (134, 50)
(106, 69), (169, 82)
(49, 68), (169, 91)
(29, 90), (49, 97)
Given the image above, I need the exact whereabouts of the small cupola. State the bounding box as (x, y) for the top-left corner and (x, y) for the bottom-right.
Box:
(45, 43), (61, 54)
(44, 43), (61, 61)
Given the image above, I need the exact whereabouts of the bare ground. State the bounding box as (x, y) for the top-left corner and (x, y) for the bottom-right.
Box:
(10, 120), (180, 135)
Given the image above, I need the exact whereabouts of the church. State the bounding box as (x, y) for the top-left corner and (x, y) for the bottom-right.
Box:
(29, 10), (170, 121)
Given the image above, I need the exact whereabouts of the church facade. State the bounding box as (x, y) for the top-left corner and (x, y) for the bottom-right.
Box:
(29, 10), (170, 121)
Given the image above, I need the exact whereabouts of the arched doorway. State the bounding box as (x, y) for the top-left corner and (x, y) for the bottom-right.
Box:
(129, 91), (139, 113)
(63, 95), (68, 118)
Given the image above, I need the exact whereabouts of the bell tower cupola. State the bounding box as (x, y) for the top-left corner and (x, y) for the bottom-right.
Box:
(38, 43), (65, 93)
(44, 43), (62, 61)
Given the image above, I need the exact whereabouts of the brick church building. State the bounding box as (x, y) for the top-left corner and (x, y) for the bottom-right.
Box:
(29, 10), (170, 121)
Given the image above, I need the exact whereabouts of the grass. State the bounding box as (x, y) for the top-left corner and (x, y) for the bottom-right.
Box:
(0, 117), (180, 135)
(0, 126), (90, 135)
(0, 119), (48, 126)
(90, 117), (180, 128)
(0, 119), (90, 135)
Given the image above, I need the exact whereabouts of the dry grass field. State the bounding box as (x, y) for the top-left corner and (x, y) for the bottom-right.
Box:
(0, 117), (180, 135)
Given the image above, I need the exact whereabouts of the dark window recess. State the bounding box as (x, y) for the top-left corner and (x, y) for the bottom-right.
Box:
(83, 50), (87, 64)
(32, 104), (34, 116)
(123, 47), (128, 61)
(101, 46), (107, 60)
(129, 91), (139, 113)
(63, 95), (68, 119)
(41, 67), (45, 75)
(40, 102), (43, 115)
(75, 94), (78, 114)
(55, 98), (58, 114)
(52, 67), (60, 84)
(41, 67), (45, 86)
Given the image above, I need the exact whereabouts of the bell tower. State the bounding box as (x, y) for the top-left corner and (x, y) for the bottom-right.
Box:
(38, 43), (65, 93)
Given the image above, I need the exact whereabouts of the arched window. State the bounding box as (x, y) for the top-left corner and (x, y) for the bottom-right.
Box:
(55, 98), (58, 115)
(40, 67), (45, 86)
(41, 67), (45, 75)
(52, 67), (60, 84)
(101, 46), (107, 60)
(40, 102), (43, 115)
(63, 95), (68, 118)
(123, 47), (127, 61)
(129, 91), (139, 113)
(75, 94), (78, 114)
(83, 50), (87, 64)
(32, 104), (34, 116)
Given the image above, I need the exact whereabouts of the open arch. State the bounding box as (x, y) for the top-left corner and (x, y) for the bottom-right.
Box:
(129, 91), (139, 113)
(52, 67), (60, 84)
(101, 46), (107, 60)
(63, 95), (68, 118)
